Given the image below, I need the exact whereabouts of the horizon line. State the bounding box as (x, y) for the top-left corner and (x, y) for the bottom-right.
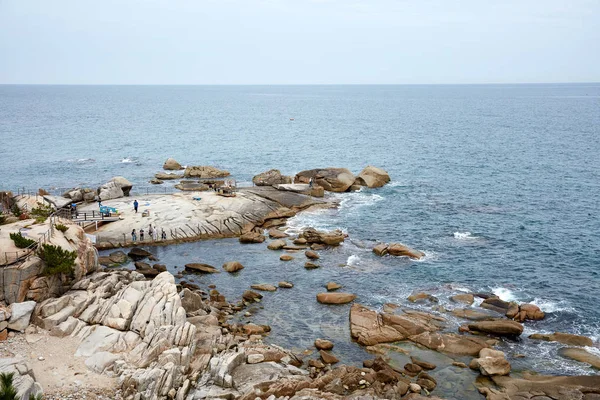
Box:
(1, 82), (599, 86)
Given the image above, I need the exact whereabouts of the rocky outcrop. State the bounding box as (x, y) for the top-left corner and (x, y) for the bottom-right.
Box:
(355, 166), (391, 188)
(450, 293), (474, 305)
(183, 166), (230, 178)
(110, 176), (133, 196)
(163, 158), (183, 170)
(154, 172), (183, 180)
(185, 263), (219, 273)
(239, 232), (265, 243)
(294, 168), (355, 192)
(97, 181), (124, 201)
(222, 261), (244, 273)
(299, 227), (345, 246)
(252, 169), (292, 186)
(373, 243), (424, 259)
(470, 348), (511, 376)
(558, 347), (600, 369)
(509, 303), (545, 322)
(63, 187), (96, 203)
(33, 271), (197, 400)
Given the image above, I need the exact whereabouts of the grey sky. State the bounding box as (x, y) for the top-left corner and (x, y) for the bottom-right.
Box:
(0, 0), (598, 84)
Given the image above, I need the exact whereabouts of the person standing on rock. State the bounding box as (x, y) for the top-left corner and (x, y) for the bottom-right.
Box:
(140, 228), (144, 241)
(161, 228), (167, 240)
(148, 224), (154, 239)
(153, 227), (158, 241)
(131, 229), (137, 242)
(133, 199), (139, 213)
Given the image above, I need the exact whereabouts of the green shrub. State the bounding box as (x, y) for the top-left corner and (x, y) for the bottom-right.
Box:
(9, 232), (36, 249)
(0, 372), (19, 400)
(38, 243), (77, 276)
(30, 204), (53, 223)
(0, 212), (5, 225)
(55, 223), (69, 233)
(10, 204), (21, 217)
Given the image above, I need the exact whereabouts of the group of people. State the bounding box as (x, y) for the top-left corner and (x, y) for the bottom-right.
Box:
(131, 223), (167, 242)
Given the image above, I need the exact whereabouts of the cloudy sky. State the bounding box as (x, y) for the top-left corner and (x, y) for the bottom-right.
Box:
(0, 0), (598, 84)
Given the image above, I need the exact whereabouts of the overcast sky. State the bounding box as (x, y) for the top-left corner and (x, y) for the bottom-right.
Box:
(0, 0), (598, 84)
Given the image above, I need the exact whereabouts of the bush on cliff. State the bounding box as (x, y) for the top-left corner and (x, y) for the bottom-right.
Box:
(38, 243), (76, 276)
(30, 204), (53, 223)
(9, 232), (36, 249)
(55, 223), (69, 233)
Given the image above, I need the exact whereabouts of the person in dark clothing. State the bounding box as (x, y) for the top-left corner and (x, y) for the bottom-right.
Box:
(131, 229), (137, 242)
(140, 228), (144, 241)
(161, 228), (167, 240)
(133, 199), (139, 213)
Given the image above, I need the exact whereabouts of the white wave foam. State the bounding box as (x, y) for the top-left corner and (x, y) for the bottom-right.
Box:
(120, 157), (136, 163)
(453, 231), (477, 240)
(338, 192), (384, 210)
(492, 287), (518, 302)
(346, 254), (360, 266)
(412, 251), (437, 262)
(67, 158), (95, 163)
(284, 208), (339, 235)
(530, 298), (576, 313)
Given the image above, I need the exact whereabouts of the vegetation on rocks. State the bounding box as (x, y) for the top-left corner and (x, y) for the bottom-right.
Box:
(38, 243), (77, 276)
(9, 232), (36, 248)
(54, 223), (69, 233)
(30, 204), (53, 223)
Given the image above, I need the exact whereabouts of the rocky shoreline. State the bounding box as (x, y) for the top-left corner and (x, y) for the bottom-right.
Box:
(1, 162), (600, 399)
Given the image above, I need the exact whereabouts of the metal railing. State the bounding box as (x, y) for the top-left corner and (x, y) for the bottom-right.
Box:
(2, 224), (53, 266)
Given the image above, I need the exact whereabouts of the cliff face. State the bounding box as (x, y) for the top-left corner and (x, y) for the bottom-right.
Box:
(0, 221), (99, 304)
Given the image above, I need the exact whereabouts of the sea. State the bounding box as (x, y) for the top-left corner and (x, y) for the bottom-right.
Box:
(1, 84), (599, 384)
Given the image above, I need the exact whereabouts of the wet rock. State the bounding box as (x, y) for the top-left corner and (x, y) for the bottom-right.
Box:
(300, 227), (345, 246)
(316, 293), (356, 304)
(109, 251), (128, 264)
(480, 297), (514, 314)
(280, 254), (293, 261)
(314, 339), (334, 351)
(472, 348), (511, 376)
(308, 359), (325, 369)
(242, 290), (263, 302)
(319, 350), (339, 364)
(268, 228), (288, 239)
(305, 250), (320, 259)
(529, 332), (593, 347)
(452, 308), (499, 321)
(128, 247), (154, 260)
(267, 239), (286, 250)
(184, 263), (219, 273)
(278, 281), (293, 288)
(410, 331), (490, 356)
(250, 284), (277, 292)
(513, 303), (545, 322)
(404, 363), (423, 375)
(407, 292), (438, 303)
(293, 237), (307, 245)
(410, 356), (436, 370)
(242, 323), (271, 335)
(326, 282), (342, 291)
(450, 293), (475, 305)
(387, 243), (425, 259)
(223, 261), (244, 273)
(372, 243), (389, 256)
(558, 347), (600, 369)
(253, 169), (292, 186)
(305, 262), (320, 269)
(163, 158), (183, 170)
(239, 232), (266, 243)
(294, 168), (355, 192)
(355, 166), (391, 188)
(467, 320), (524, 337)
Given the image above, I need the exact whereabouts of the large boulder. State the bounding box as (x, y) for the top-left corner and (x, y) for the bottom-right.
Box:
(110, 176), (133, 196)
(239, 232), (266, 243)
(300, 227), (345, 246)
(222, 261), (244, 273)
(387, 243), (425, 260)
(7, 301), (37, 332)
(529, 332), (593, 347)
(183, 165), (230, 178)
(471, 348), (511, 376)
(316, 293), (356, 304)
(467, 320), (524, 337)
(154, 172), (183, 180)
(97, 181), (124, 201)
(355, 166), (391, 188)
(294, 168), (355, 192)
(163, 158), (183, 170)
(252, 169), (292, 186)
(558, 347), (600, 369)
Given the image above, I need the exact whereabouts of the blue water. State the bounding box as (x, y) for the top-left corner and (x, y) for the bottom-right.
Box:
(2, 84), (600, 376)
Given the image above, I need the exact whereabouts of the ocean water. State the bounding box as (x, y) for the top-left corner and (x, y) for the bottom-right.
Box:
(2, 84), (600, 377)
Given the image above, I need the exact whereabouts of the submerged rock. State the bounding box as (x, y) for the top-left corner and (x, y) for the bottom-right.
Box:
(184, 263), (219, 273)
(127, 247), (153, 260)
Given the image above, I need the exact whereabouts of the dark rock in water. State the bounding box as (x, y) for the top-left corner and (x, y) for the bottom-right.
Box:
(480, 297), (514, 314)
(474, 292), (494, 299)
(268, 228), (288, 239)
(467, 319), (524, 337)
(407, 292), (438, 303)
(137, 268), (159, 278)
(242, 290), (263, 302)
(267, 239), (286, 250)
(452, 308), (499, 321)
(223, 261), (244, 273)
(387, 243), (424, 260)
(153, 264), (167, 272)
(319, 350), (339, 364)
(326, 282), (342, 291)
(373, 243), (389, 256)
(108, 251), (128, 264)
(239, 232), (266, 243)
(250, 284), (277, 292)
(300, 227), (345, 246)
(410, 356), (436, 370)
(305, 262), (320, 269)
(513, 303), (545, 322)
(128, 247), (153, 260)
(305, 250), (320, 259)
(315, 339), (334, 350)
(529, 332), (593, 347)
(98, 256), (118, 267)
(278, 281), (293, 288)
(450, 293), (475, 305)
(134, 261), (151, 270)
(184, 263), (219, 273)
